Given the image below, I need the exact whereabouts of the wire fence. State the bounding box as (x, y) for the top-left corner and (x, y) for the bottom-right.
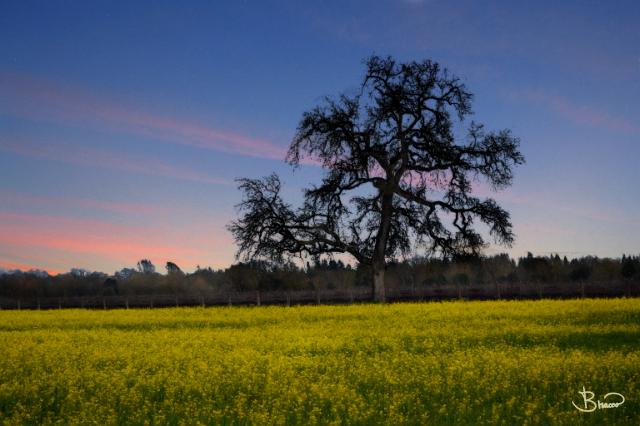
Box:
(0, 281), (637, 310)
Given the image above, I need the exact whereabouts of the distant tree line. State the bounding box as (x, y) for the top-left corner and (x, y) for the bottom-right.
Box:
(0, 253), (638, 300)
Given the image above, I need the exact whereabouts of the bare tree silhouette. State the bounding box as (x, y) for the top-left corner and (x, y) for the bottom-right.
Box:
(229, 55), (524, 301)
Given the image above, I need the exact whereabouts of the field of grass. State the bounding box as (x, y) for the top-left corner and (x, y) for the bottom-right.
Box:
(0, 299), (639, 425)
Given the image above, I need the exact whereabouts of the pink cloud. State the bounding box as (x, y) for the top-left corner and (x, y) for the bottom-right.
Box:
(511, 89), (639, 135)
(0, 71), (288, 161)
(0, 137), (231, 186)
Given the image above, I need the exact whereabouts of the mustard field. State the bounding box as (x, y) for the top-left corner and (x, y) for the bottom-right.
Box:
(0, 299), (639, 425)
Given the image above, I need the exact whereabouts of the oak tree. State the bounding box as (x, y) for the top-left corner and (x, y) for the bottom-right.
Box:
(229, 56), (524, 301)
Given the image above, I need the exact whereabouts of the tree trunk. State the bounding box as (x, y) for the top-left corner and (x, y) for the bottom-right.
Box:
(371, 192), (393, 303)
(373, 263), (386, 302)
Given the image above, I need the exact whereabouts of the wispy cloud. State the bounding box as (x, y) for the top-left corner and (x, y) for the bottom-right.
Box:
(496, 189), (640, 227)
(0, 137), (231, 186)
(0, 191), (173, 216)
(511, 89), (640, 135)
(0, 72), (288, 161)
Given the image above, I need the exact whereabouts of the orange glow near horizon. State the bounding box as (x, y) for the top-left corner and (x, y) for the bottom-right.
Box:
(0, 212), (235, 274)
(0, 260), (63, 275)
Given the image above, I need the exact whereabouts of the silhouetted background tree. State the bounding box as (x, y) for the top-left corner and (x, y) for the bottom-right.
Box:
(229, 55), (524, 301)
(166, 262), (183, 275)
(137, 259), (156, 274)
(0, 254), (638, 302)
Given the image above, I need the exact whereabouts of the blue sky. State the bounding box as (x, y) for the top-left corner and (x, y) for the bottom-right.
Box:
(1, 0), (638, 273)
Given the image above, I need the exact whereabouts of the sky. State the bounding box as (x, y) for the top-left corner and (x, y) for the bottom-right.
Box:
(0, 0), (639, 274)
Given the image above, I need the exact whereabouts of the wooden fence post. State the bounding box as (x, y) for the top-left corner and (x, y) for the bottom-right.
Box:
(102, 297), (106, 310)
(286, 292), (291, 307)
(17, 300), (21, 310)
(37, 299), (41, 310)
(150, 297), (154, 308)
(175, 296), (179, 308)
(58, 298), (62, 309)
(201, 296), (205, 308)
(228, 296), (232, 307)
(256, 290), (261, 307)
(125, 298), (129, 309)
